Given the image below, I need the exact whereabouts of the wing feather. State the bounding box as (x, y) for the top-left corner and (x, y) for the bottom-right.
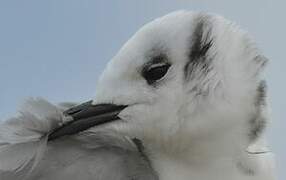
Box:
(0, 98), (158, 180)
(0, 98), (64, 180)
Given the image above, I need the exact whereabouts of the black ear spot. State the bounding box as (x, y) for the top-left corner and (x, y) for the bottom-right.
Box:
(184, 15), (214, 81)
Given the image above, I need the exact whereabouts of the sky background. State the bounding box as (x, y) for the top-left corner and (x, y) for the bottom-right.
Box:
(0, 0), (285, 179)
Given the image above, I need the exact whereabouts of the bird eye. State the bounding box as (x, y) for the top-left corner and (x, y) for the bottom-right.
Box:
(142, 63), (171, 84)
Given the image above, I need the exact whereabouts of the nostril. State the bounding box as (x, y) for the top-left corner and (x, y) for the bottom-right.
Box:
(64, 100), (93, 116)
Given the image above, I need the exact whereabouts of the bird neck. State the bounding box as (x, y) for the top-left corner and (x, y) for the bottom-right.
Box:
(142, 123), (253, 180)
(143, 120), (249, 164)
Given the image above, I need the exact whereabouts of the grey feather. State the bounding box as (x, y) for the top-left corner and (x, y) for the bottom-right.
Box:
(36, 133), (157, 180)
(0, 98), (64, 180)
(0, 98), (158, 180)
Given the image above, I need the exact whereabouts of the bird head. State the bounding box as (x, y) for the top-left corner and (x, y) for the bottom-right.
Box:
(51, 11), (268, 154)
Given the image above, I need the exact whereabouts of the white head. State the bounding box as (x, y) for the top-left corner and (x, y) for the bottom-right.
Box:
(93, 11), (268, 155)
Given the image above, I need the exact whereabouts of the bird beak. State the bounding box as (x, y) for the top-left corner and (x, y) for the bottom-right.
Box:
(48, 101), (127, 141)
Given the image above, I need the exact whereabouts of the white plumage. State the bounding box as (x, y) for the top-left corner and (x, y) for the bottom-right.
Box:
(0, 11), (276, 180)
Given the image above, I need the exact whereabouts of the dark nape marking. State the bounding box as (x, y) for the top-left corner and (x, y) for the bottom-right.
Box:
(236, 161), (255, 176)
(254, 55), (268, 71)
(184, 15), (214, 81)
(255, 80), (267, 107)
(249, 116), (266, 142)
(249, 80), (267, 141)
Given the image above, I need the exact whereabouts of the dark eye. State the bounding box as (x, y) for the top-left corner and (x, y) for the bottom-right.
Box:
(142, 63), (171, 84)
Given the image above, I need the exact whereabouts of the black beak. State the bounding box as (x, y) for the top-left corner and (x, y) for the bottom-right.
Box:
(48, 101), (127, 141)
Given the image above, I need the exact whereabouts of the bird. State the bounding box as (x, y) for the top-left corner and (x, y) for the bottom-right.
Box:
(0, 11), (276, 180)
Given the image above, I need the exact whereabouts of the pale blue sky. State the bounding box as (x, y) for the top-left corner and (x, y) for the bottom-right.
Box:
(0, 0), (285, 179)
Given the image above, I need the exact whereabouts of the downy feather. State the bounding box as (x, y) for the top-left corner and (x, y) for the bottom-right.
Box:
(0, 98), (64, 180)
